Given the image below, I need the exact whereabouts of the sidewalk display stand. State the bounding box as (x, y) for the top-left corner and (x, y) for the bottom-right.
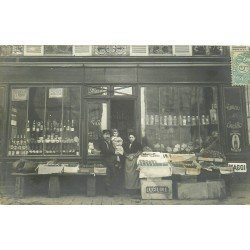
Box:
(138, 152), (232, 200)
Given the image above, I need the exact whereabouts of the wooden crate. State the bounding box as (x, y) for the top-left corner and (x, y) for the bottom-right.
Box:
(177, 180), (226, 200)
(140, 179), (172, 200)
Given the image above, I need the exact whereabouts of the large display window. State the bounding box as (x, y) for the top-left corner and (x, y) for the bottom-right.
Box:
(8, 86), (81, 157)
(141, 85), (219, 153)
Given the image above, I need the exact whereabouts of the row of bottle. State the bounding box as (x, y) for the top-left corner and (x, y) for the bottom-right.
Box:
(8, 135), (28, 156)
(8, 134), (80, 156)
(145, 114), (217, 126)
(26, 119), (77, 134)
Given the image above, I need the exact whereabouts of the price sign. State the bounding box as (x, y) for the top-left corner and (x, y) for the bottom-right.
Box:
(228, 163), (247, 172)
(11, 89), (28, 101)
(49, 88), (63, 98)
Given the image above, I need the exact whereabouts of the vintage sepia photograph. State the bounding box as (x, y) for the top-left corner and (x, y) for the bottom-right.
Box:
(0, 45), (249, 205)
(1, 1), (250, 250)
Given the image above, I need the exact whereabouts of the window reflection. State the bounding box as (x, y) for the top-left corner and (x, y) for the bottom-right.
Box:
(88, 102), (108, 155)
(8, 86), (81, 157)
(141, 86), (219, 153)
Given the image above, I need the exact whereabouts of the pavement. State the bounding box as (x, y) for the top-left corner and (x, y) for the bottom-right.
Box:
(1, 191), (250, 205)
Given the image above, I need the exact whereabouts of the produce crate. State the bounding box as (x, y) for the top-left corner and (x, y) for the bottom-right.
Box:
(177, 180), (226, 200)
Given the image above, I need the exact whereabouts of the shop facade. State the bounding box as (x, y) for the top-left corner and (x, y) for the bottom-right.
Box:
(0, 45), (249, 195)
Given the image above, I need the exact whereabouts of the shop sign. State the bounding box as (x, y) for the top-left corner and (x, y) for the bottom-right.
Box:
(11, 89), (28, 101)
(224, 87), (245, 153)
(49, 88), (63, 98)
(228, 163), (247, 173)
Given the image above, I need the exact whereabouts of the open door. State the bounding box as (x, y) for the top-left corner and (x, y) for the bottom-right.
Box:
(111, 100), (135, 140)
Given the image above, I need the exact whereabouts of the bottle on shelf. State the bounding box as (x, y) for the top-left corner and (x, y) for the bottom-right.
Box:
(26, 120), (30, 132)
(187, 115), (191, 125)
(32, 120), (36, 132)
(210, 104), (217, 124)
(179, 115), (183, 126)
(40, 121), (44, 131)
(173, 116), (177, 126)
(154, 115), (159, 125)
(168, 115), (173, 126)
(66, 120), (70, 131)
(164, 115), (168, 125)
(182, 116), (187, 126)
(201, 115), (206, 125)
(191, 116), (196, 126)
(71, 120), (75, 132)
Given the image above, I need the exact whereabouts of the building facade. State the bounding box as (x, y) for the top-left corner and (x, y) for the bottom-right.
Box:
(0, 45), (249, 194)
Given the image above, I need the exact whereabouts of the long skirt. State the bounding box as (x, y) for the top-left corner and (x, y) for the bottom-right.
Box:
(125, 157), (140, 189)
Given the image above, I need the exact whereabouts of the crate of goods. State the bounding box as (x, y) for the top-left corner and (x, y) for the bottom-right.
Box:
(94, 167), (107, 175)
(177, 179), (226, 200)
(63, 163), (80, 173)
(141, 179), (173, 200)
(137, 152), (172, 178)
(170, 153), (196, 162)
(37, 164), (64, 174)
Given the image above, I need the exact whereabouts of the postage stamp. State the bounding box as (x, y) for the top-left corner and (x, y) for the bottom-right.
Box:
(231, 46), (250, 86)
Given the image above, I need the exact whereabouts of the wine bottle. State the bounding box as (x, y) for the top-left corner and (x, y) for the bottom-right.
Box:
(26, 120), (30, 132)
(32, 120), (36, 132)
(66, 120), (70, 131)
(71, 120), (75, 132)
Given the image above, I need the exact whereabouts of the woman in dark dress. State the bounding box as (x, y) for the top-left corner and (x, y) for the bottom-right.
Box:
(124, 133), (142, 194)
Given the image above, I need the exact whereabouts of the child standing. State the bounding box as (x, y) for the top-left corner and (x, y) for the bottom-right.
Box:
(111, 129), (124, 168)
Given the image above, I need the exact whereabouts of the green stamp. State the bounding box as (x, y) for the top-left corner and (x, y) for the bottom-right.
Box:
(231, 46), (250, 86)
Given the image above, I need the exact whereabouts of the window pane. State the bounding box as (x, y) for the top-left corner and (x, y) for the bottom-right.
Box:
(88, 102), (108, 156)
(44, 88), (63, 155)
(114, 86), (133, 96)
(141, 85), (219, 154)
(62, 87), (81, 156)
(9, 88), (29, 156)
(28, 87), (46, 155)
(88, 86), (108, 96)
(198, 86), (220, 150)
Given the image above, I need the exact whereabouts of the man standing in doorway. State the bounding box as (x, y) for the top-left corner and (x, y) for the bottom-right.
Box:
(100, 130), (117, 197)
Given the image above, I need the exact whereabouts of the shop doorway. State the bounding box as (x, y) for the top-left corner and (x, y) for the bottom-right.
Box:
(110, 100), (135, 141)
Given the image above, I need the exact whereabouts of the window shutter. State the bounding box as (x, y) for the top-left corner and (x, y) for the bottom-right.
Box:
(73, 45), (92, 56)
(24, 45), (44, 56)
(173, 45), (192, 56)
(130, 45), (148, 56)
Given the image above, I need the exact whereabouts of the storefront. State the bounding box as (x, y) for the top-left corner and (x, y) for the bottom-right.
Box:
(0, 45), (249, 196)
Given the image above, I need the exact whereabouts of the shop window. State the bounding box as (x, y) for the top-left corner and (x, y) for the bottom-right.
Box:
(245, 86), (250, 144)
(0, 87), (5, 156)
(87, 102), (108, 156)
(141, 86), (219, 153)
(8, 86), (81, 157)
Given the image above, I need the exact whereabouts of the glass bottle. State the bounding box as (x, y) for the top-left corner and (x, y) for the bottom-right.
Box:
(187, 115), (191, 125)
(36, 122), (40, 133)
(179, 115), (183, 126)
(66, 120), (70, 131)
(173, 116), (177, 126)
(32, 120), (36, 132)
(71, 119), (75, 132)
(168, 115), (173, 126)
(191, 116), (196, 126)
(182, 116), (187, 126)
(26, 120), (30, 132)
(201, 115), (206, 125)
